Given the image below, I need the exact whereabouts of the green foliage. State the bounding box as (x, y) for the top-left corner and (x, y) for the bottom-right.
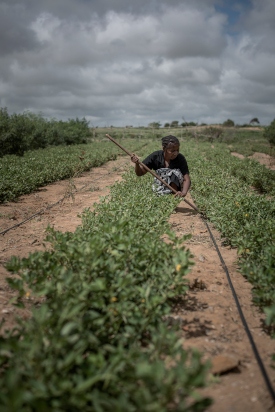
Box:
(249, 118), (260, 125)
(222, 119), (235, 127)
(48, 117), (91, 146)
(263, 118), (275, 146)
(1, 130), (274, 408)
(195, 127), (223, 142)
(192, 128), (273, 157)
(170, 121), (179, 127)
(183, 141), (275, 328)
(264, 305), (275, 338)
(0, 139), (148, 203)
(1, 172), (211, 411)
(148, 122), (161, 129)
(181, 122), (197, 127)
(0, 108), (92, 157)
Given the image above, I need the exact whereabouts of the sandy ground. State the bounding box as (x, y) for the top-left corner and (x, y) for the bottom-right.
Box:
(0, 155), (275, 411)
(231, 151), (275, 170)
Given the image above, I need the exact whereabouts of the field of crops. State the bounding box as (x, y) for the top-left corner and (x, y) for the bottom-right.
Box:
(0, 139), (148, 203)
(1, 166), (212, 411)
(185, 141), (275, 312)
(0, 128), (274, 410)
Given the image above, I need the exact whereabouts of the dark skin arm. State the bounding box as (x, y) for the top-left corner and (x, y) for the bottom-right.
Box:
(131, 154), (147, 176)
(169, 173), (190, 197)
(180, 173), (191, 197)
(131, 153), (191, 197)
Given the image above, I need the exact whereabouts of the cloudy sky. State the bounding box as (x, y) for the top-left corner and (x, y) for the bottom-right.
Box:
(1, 0), (274, 126)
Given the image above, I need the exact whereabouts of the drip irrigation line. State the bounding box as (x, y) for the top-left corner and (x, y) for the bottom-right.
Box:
(1, 143), (274, 402)
(105, 133), (275, 402)
(202, 216), (275, 403)
(0, 156), (132, 237)
(0, 162), (130, 237)
(105, 133), (275, 401)
(0, 196), (67, 236)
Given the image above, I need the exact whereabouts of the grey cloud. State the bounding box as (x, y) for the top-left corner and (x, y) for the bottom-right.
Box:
(0, 0), (274, 126)
(239, 0), (275, 55)
(243, 0), (275, 33)
(21, 0), (217, 19)
(0, 3), (39, 55)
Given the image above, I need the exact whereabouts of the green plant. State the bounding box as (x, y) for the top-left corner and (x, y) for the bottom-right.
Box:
(222, 119), (235, 127)
(0, 108), (92, 157)
(183, 140), (275, 330)
(263, 118), (275, 146)
(1, 170), (211, 411)
(0, 138), (148, 202)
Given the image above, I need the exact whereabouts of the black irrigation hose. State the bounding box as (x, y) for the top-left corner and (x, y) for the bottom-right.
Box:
(202, 216), (275, 403)
(0, 166), (127, 237)
(1, 170), (275, 403)
(0, 173), (89, 236)
(0, 195), (68, 236)
(0, 154), (133, 237)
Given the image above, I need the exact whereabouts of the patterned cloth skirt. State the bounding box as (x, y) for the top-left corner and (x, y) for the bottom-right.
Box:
(152, 168), (184, 195)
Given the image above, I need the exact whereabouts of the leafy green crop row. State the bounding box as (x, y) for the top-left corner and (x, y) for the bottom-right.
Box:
(1, 171), (211, 411)
(183, 141), (275, 328)
(0, 139), (147, 203)
(187, 127), (274, 158)
(203, 144), (275, 196)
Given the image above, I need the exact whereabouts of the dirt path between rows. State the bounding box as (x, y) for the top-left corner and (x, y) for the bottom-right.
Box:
(231, 151), (275, 170)
(0, 155), (274, 411)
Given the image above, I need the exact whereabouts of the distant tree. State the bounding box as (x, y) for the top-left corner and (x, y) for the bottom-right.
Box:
(170, 120), (179, 127)
(223, 119), (235, 127)
(164, 123), (170, 128)
(263, 118), (275, 146)
(181, 121), (197, 127)
(181, 117), (188, 127)
(148, 122), (161, 129)
(249, 117), (260, 125)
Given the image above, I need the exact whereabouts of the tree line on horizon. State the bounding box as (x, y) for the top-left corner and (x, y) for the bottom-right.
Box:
(148, 117), (261, 129)
(1, 106), (274, 157)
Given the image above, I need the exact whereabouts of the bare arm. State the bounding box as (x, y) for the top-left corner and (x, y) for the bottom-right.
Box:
(131, 154), (147, 176)
(175, 174), (191, 197)
(181, 174), (191, 197)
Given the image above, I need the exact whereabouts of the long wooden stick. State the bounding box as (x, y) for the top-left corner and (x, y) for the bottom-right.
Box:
(106, 134), (201, 214)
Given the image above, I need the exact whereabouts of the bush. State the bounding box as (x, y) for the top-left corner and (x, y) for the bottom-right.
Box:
(263, 118), (275, 146)
(201, 127), (223, 142)
(0, 173), (211, 411)
(222, 119), (235, 127)
(0, 108), (91, 157)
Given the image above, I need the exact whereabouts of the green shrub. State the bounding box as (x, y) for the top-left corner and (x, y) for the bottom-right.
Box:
(0, 108), (92, 157)
(184, 141), (275, 328)
(263, 118), (275, 146)
(222, 119), (235, 127)
(0, 172), (211, 411)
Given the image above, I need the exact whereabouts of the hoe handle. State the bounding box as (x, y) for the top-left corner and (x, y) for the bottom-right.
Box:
(106, 134), (200, 213)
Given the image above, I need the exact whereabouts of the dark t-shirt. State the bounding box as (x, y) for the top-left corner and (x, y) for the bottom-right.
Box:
(142, 150), (189, 175)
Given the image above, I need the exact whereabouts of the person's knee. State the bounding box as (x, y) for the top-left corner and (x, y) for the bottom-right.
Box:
(170, 182), (180, 191)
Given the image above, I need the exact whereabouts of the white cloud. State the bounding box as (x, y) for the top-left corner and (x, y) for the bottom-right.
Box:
(31, 13), (61, 42)
(0, 0), (274, 125)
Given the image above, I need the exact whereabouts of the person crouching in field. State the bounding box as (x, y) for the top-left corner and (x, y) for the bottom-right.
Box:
(131, 135), (191, 197)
